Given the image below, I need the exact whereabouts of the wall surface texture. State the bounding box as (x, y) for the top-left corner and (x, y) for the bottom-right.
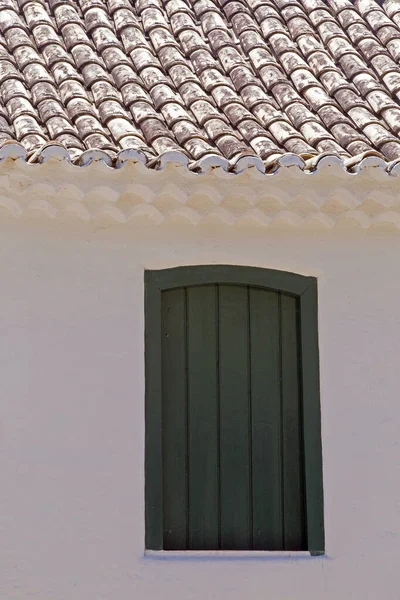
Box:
(1, 161), (400, 600)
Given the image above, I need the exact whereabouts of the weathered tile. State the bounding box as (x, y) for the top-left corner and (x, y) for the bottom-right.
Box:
(1, 0), (400, 166)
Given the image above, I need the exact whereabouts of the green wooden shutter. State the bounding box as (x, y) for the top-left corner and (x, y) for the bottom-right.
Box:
(145, 266), (324, 553)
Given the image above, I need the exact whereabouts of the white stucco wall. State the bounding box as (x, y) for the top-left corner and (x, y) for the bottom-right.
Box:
(1, 159), (400, 599)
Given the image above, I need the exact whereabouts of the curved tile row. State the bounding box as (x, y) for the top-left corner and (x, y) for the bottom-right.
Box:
(3, 139), (400, 175)
(1, 1), (400, 163)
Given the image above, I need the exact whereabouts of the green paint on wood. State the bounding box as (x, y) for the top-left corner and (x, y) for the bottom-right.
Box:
(161, 289), (188, 550)
(145, 265), (314, 296)
(299, 283), (325, 554)
(281, 294), (305, 550)
(249, 289), (283, 550)
(219, 285), (251, 550)
(145, 266), (324, 554)
(187, 286), (219, 550)
(144, 279), (163, 550)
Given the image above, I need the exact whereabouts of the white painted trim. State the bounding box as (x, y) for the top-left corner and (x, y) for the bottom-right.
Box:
(144, 550), (315, 559)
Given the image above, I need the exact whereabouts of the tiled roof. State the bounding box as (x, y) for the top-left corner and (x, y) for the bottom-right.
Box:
(2, 0), (400, 172)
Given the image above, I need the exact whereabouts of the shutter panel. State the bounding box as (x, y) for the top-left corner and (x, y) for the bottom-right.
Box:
(249, 289), (283, 550)
(160, 284), (306, 551)
(161, 289), (188, 550)
(219, 285), (251, 550)
(187, 286), (219, 550)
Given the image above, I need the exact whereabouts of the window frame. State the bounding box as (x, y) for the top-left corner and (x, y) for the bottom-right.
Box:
(145, 265), (324, 555)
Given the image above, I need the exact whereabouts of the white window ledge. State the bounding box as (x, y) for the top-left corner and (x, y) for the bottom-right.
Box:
(144, 550), (321, 559)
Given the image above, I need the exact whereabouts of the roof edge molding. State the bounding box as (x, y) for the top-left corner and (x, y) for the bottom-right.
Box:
(1, 142), (400, 175)
(1, 153), (400, 230)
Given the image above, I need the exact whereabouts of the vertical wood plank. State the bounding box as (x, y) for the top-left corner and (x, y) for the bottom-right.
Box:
(299, 283), (324, 554)
(145, 278), (163, 550)
(219, 285), (251, 550)
(161, 288), (188, 550)
(187, 286), (219, 550)
(249, 288), (283, 550)
(281, 294), (305, 551)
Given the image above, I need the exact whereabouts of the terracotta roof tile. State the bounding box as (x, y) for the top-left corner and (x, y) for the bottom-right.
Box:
(1, 0), (400, 170)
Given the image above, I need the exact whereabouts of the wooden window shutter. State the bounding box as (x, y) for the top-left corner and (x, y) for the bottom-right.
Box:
(145, 266), (324, 554)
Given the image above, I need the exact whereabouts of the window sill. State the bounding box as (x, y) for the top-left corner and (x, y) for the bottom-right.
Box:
(144, 550), (323, 559)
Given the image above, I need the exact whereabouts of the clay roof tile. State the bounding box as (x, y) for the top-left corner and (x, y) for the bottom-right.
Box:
(0, 0), (400, 167)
